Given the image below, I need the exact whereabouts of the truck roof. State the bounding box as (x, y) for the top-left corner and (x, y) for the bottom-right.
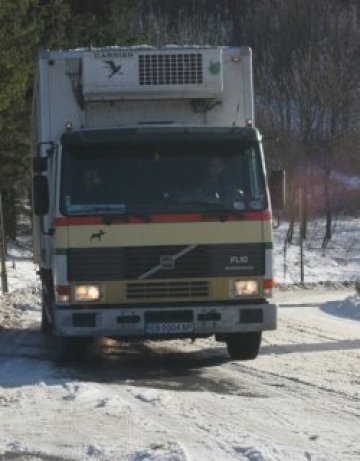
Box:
(39, 46), (252, 59)
(61, 126), (261, 146)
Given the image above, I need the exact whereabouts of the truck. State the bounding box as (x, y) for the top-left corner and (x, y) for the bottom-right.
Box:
(32, 46), (283, 360)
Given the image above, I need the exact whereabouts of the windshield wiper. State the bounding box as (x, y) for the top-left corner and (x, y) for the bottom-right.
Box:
(68, 203), (150, 223)
(177, 200), (244, 222)
(179, 200), (234, 210)
(102, 208), (150, 224)
(69, 204), (127, 214)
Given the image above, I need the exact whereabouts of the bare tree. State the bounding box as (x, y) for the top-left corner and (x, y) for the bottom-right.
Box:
(255, 0), (359, 242)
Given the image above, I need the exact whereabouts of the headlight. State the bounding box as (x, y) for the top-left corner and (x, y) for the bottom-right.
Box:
(231, 280), (259, 296)
(74, 285), (101, 302)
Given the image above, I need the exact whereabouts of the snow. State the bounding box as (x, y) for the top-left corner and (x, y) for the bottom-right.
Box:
(5, 237), (37, 292)
(0, 217), (359, 460)
(274, 217), (360, 285)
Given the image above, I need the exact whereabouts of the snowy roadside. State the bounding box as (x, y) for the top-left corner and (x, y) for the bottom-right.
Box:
(273, 216), (360, 285)
(0, 287), (40, 330)
(0, 236), (40, 330)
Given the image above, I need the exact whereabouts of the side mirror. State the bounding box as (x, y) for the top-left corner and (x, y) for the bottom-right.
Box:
(33, 157), (48, 173)
(33, 175), (49, 216)
(269, 170), (286, 210)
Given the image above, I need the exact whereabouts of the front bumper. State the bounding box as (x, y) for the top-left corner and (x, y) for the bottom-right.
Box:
(53, 302), (277, 338)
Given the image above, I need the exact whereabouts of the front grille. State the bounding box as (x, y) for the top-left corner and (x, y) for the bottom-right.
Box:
(138, 53), (203, 86)
(126, 281), (209, 299)
(67, 244), (265, 281)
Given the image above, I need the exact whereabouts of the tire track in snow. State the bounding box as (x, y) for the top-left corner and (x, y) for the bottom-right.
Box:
(229, 362), (359, 408)
(124, 383), (317, 461)
(125, 385), (249, 461)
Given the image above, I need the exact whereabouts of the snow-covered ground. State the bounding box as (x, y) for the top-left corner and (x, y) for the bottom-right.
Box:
(273, 217), (359, 285)
(0, 217), (359, 460)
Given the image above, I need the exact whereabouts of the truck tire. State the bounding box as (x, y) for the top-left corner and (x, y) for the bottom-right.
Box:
(54, 337), (93, 363)
(40, 281), (53, 336)
(41, 305), (52, 336)
(226, 332), (262, 360)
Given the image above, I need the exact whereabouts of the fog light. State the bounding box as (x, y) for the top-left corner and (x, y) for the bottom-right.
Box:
(232, 280), (259, 296)
(74, 285), (101, 302)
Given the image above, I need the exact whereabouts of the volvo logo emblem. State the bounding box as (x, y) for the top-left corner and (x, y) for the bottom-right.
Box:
(160, 255), (175, 270)
(138, 244), (197, 280)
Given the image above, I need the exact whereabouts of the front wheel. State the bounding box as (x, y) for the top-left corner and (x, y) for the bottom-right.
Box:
(40, 279), (54, 337)
(226, 332), (262, 360)
(41, 304), (53, 336)
(54, 337), (93, 363)
(40, 269), (54, 336)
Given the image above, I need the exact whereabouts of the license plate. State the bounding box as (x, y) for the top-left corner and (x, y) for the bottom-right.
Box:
(145, 322), (194, 335)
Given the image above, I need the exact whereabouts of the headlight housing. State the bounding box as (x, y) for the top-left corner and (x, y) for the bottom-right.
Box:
(74, 285), (101, 302)
(231, 280), (259, 297)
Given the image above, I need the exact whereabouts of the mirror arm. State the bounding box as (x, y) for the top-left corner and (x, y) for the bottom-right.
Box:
(40, 220), (55, 236)
(37, 141), (55, 158)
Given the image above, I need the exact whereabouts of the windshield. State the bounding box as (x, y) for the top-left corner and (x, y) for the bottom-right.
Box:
(61, 140), (267, 216)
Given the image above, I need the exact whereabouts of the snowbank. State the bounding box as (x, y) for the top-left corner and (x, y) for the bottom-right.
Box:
(0, 287), (40, 329)
(321, 294), (360, 321)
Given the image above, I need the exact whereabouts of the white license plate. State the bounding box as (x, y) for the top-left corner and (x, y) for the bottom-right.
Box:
(145, 322), (194, 335)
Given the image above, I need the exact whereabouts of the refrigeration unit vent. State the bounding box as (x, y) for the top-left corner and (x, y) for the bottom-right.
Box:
(138, 53), (203, 86)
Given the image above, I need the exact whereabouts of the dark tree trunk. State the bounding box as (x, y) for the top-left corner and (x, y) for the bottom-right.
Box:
(286, 218), (295, 244)
(322, 149), (333, 249)
(3, 188), (17, 241)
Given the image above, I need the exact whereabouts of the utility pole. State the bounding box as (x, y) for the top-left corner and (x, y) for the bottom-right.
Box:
(0, 190), (8, 294)
(299, 186), (304, 285)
